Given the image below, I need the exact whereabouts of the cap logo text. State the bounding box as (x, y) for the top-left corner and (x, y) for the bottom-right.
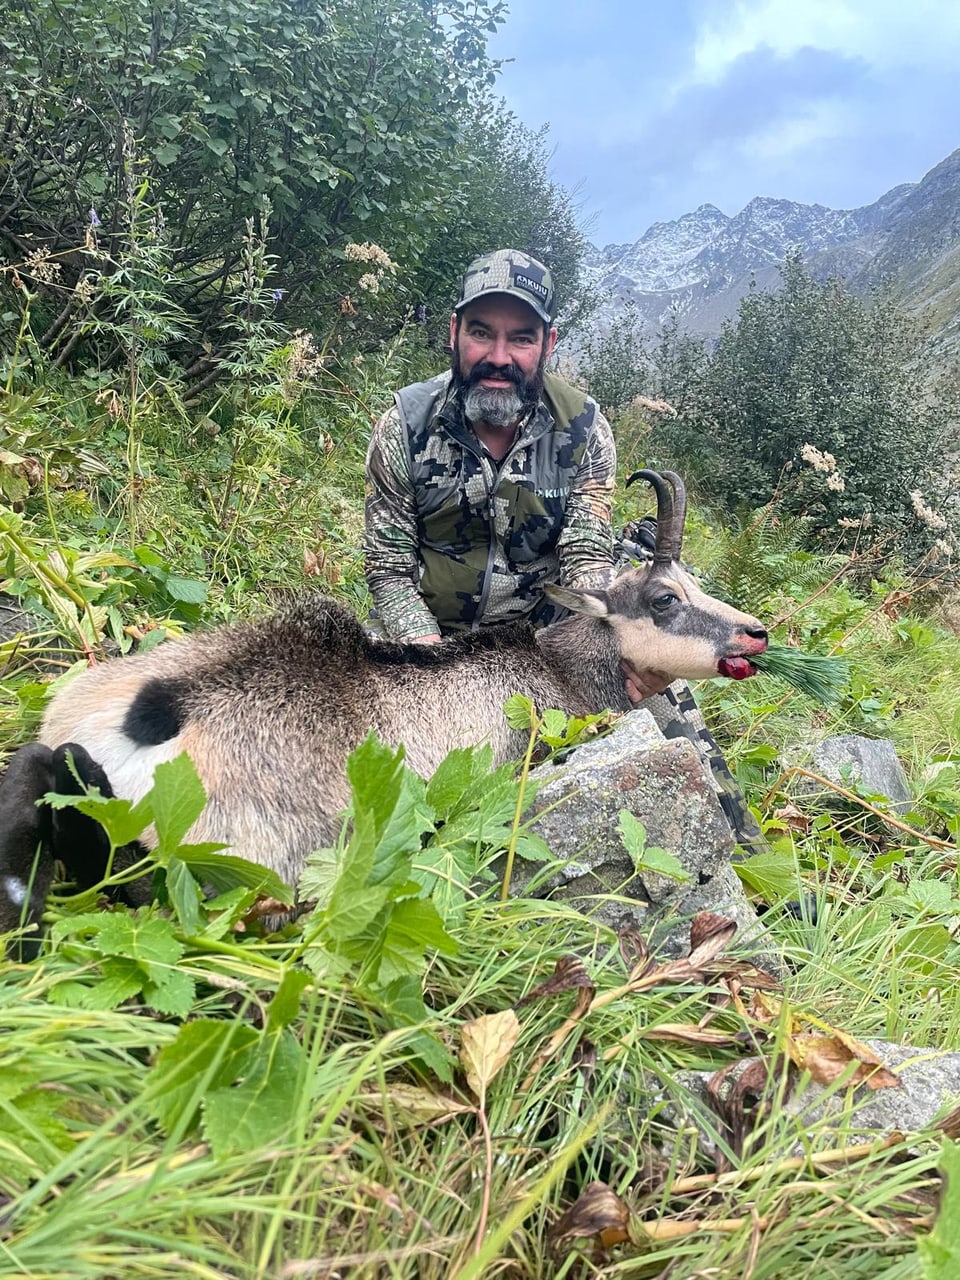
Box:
(513, 272), (549, 300)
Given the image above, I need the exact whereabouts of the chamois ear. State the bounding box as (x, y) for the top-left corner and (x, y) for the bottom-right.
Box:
(543, 583), (610, 618)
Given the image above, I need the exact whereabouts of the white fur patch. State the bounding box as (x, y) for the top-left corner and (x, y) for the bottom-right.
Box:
(2, 875), (27, 907)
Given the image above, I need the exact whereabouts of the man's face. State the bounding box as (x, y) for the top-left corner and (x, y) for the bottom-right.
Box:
(450, 295), (558, 430)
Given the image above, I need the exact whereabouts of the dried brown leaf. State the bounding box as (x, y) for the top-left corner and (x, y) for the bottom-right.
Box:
(354, 1085), (473, 1126)
(770, 802), (813, 834)
(786, 1031), (902, 1090)
(618, 925), (651, 975)
(517, 954), (595, 1009)
(550, 1181), (630, 1248)
(460, 1009), (520, 1100)
(688, 912), (738, 964)
(642, 1022), (743, 1047)
(303, 547), (321, 577)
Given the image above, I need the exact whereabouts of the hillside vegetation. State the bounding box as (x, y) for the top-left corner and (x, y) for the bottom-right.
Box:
(2, 5), (960, 1277)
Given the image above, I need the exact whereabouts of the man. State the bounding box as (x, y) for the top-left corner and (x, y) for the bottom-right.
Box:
(364, 249), (628, 645)
(364, 249), (765, 849)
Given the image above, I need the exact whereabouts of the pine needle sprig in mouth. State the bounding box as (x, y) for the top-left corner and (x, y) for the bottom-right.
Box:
(750, 644), (850, 704)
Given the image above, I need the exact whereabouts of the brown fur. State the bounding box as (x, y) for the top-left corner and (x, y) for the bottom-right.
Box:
(34, 564), (766, 886)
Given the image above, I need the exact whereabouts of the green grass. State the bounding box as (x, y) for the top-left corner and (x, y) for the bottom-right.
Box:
(1, 341), (959, 1278)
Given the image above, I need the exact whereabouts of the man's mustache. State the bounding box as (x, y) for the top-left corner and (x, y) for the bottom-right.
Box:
(464, 361), (525, 391)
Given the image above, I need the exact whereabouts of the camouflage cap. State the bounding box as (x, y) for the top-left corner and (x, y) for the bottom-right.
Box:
(455, 250), (555, 323)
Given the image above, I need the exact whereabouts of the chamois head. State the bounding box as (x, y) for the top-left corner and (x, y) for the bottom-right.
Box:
(545, 469), (767, 681)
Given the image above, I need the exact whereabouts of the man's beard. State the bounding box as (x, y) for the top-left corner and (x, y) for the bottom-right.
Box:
(452, 347), (547, 429)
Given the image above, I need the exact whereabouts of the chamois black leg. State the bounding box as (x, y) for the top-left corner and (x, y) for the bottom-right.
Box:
(50, 743), (153, 907)
(0, 743), (56, 956)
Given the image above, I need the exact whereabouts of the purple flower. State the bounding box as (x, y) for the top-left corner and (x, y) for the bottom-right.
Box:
(272, 288), (285, 302)
(88, 207), (101, 228)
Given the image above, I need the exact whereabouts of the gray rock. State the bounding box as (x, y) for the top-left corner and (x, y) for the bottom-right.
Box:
(811, 735), (913, 814)
(506, 710), (775, 957)
(661, 1040), (960, 1154)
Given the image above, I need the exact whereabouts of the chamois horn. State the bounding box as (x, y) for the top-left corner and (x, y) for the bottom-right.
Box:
(625, 468), (686, 563)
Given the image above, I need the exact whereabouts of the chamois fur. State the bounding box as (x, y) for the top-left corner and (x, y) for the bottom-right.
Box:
(0, 471), (767, 944)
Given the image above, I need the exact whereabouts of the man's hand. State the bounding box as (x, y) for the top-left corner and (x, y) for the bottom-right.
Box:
(621, 660), (673, 706)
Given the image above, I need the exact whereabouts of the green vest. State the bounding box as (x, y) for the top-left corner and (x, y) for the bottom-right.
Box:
(394, 371), (598, 630)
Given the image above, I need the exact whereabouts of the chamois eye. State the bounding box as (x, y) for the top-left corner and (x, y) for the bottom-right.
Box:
(651, 592), (679, 612)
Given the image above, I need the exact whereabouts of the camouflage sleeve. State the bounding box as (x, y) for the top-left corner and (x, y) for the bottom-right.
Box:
(363, 405), (440, 640)
(556, 406), (617, 589)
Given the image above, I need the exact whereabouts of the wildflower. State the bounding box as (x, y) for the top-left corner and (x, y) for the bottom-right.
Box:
(825, 472), (845, 492)
(909, 489), (948, 531)
(934, 538), (954, 559)
(344, 241), (396, 271)
(24, 248), (61, 285)
(272, 288), (285, 302)
(88, 207), (101, 228)
(358, 272), (380, 294)
(800, 443), (837, 473)
(837, 517), (861, 529)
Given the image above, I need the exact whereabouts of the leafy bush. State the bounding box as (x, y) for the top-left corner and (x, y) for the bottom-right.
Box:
(648, 254), (960, 565)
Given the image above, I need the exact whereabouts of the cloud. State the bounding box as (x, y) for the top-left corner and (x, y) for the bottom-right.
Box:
(692, 0), (960, 81)
(625, 44), (868, 178)
(487, 0), (960, 243)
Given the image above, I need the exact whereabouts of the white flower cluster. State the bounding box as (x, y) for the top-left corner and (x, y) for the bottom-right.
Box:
(909, 489), (948, 532)
(281, 330), (325, 405)
(800, 442), (836, 473)
(24, 248), (62, 285)
(344, 241), (396, 270)
(344, 242), (396, 296)
(800, 442), (845, 492)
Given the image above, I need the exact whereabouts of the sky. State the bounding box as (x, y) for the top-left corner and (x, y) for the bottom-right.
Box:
(487, 0), (960, 246)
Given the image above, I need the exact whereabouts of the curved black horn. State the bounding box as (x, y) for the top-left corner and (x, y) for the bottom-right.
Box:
(661, 470), (687, 558)
(624, 469), (675, 563)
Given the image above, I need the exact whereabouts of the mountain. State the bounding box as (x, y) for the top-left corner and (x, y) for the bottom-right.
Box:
(581, 148), (960, 364)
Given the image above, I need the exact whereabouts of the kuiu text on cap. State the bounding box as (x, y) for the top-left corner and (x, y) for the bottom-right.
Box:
(513, 272), (549, 300)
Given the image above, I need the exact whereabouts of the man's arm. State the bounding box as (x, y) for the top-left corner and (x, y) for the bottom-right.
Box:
(364, 406), (442, 642)
(556, 407), (617, 589)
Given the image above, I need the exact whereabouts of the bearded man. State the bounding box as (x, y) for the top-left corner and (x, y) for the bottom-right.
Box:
(364, 249), (629, 649)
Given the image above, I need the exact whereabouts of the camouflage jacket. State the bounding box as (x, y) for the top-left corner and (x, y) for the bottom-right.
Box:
(364, 370), (616, 640)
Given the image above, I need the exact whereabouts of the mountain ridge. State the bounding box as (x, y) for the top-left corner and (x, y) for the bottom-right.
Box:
(580, 149), (960, 364)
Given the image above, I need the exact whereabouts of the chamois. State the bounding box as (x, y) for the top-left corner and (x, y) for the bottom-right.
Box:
(0, 471), (767, 943)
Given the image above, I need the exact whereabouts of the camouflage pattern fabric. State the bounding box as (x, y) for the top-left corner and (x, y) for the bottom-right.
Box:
(455, 249), (556, 323)
(643, 681), (768, 857)
(364, 369), (616, 640)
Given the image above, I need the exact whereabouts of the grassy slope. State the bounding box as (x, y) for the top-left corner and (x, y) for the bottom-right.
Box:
(1, 355), (959, 1278)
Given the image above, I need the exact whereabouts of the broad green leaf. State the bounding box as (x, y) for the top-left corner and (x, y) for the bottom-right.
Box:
(425, 744), (494, 815)
(636, 845), (689, 882)
(298, 843), (341, 908)
(151, 754), (208, 858)
(919, 1139), (960, 1277)
(503, 693), (535, 730)
(266, 969), (312, 1033)
(346, 733), (433, 885)
(734, 850), (804, 904)
(203, 1030), (304, 1159)
(166, 855), (204, 935)
(93, 913), (183, 966)
(147, 1019), (259, 1134)
(376, 975), (452, 1082)
(378, 898), (458, 983)
(163, 574), (208, 604)
(141, 965), (196, 1019)
(44, 789), (153, 850)
(175, 847), (292, 903)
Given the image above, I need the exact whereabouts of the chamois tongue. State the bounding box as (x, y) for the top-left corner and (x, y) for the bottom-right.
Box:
(717, 656), (757, 680)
